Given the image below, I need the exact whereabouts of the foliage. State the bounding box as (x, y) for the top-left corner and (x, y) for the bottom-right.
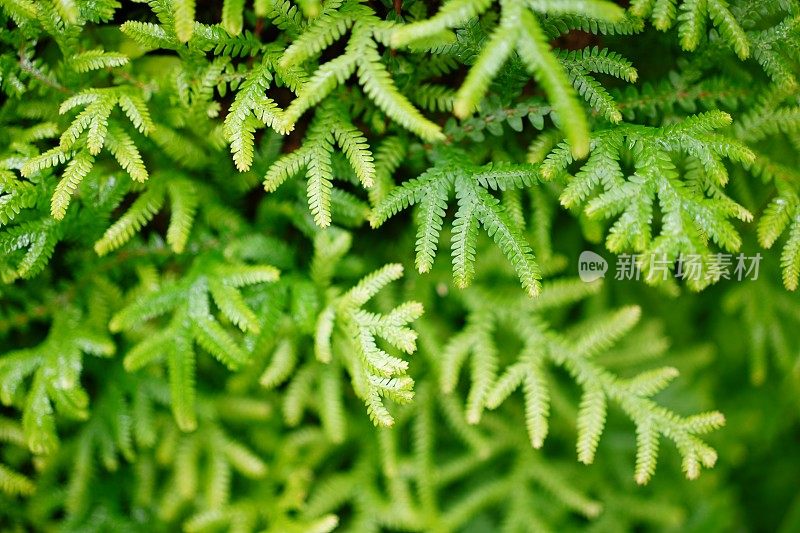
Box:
(1, 0), (799, 530)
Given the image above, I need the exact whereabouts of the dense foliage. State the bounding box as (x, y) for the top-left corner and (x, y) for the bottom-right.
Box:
(1, 0), (799, 530)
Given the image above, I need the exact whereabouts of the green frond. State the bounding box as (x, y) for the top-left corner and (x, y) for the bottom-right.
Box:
(546, 12), (644, 35)
(576, 385), (607, 464)
(707, 0), (749, 59)
(559, 46), (638, 82)
(260, 338), (297, 388)
(486, 361), (527, 409)
(1, 1), (795, 528)
(319, 367), (346, 442)
(123, 330), (172, 371)
(0, 463), (35, 496)
(517, 10), (590, 157)
(625, 367), (680, 397)
(469, 182), (541, 296)
(105, 125), (149, 182)
(462, 328), (497, 424)
(52, 0), (79, 24)
(529, 0), (625, 19)
(369, 167), (447, 227)
(149, 125), (210, 169)
(117, 93), (154, 135)
(780, 213), (800, 290)
(0, 0), (40, 24)
(373, 154), (541, 293)
(559, 47), (638, 122)
(414, 178), (449, 273)
(451, 188), (480, 289)
(0, 217), (62, 279)
(264, 148), (310, 192)
(51, 149), (94, 219)
(109, 283), (185, 332)
(633, 420), (659, 484)
(110, 256), (275, 427)
(283, 364), (315, 425)
(411, 83), (456, 113)
(306, 263), (424, 427)
(225, 62), (282, 171)
(263, 0), (307, 36)
(678, 0), (708, 52)
(0, 312), (114, 454)
(168, 330), (198, 431)
(263, 102), (378, 227)
(344, 263), (404, 305)
(653, 0), (678, 30)
(59, 92), (114, 152)
(390, 0), (493, 47)
(572, 305), (642, 357)
(191, 313), (251, 368)
(555, 114), (752, 284)
(636, 0), (749, 58)
(311, 229), (352, 287)
(0, 176), (37, 226)
(165, 179), (198, 253)
(522, 360), (550, 448)
(222, 0), (245, 36)
(315, 305), (336, 364)
(208, 279), (260, 333)
(356, 35), (445, 143)
(452, 14), (516, 119)
(331, 119), (375, 188)
(191, 24), (265, 56)
(306, 140), (335, 228)
(71, 49), (129, 73)
(281, 55), (357, 127)
(173, 0), (196, 42)
(94, 185), (165, 256)
(216, 265), (280, 287)
(280, 3), (359, 67)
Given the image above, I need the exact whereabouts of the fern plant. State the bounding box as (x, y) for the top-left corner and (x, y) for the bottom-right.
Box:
(1, 0), (800, 530)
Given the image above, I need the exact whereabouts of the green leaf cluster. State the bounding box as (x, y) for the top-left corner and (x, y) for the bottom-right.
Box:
(1, 0), (800, 531)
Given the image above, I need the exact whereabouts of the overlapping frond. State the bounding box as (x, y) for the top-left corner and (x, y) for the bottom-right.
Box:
(110, 254), (279, 430)
(444, 283), (724, 484)
(372, 150), (541, 295)
(546, 111), (754, 288)
(391, 0), (627, 156)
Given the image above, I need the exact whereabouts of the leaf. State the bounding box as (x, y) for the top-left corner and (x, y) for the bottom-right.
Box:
(51, 149), (94, 220)
(71, 50), (129, 72)
(222, 0), (246, 36)
(576, 385), (607, 464)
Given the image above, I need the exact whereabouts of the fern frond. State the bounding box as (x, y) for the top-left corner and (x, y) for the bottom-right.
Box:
(468, 181), (541, 296)
(222, 0), (246, 36)
(169, 329), (198, 431)
(0, 312), (114, 454)
(51, 149), (93, 219)
(576, 385), (607, 464)
(105, 125), (148, 182)
(391, 0), (493, 47)
(280, 2), (360, 67)
(355, 34), (445, 143)
(71, 49), (129, 72)
(111, 255), (277, 427)
(635, 0), (749, 58)
(94, 184), (165, 256)
(173, 0), (196, 42)
(373, 152), (541, 294)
